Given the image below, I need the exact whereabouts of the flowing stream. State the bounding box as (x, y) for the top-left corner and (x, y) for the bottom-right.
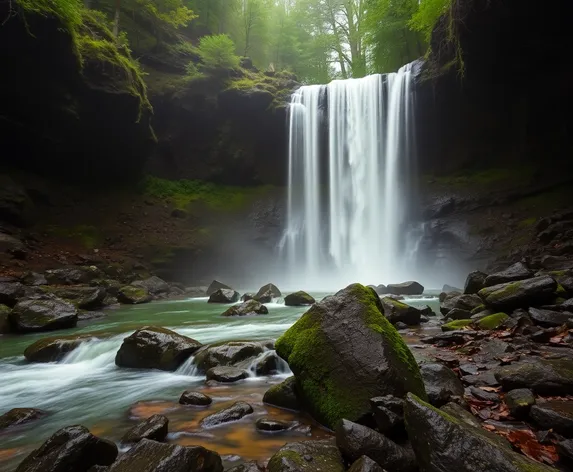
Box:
(285, 64), (417, 289)
(0, 294), (439, 470)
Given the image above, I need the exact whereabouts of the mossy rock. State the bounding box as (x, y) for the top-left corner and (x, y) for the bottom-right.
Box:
(284, 291), (316, 306)
(275, 284), (427, 430)
(263, 377), (300, 411)
(267, 440), (344, 472)
(404, 393), (554, 472)
(476, 313), (509, 330)
(441, 319), (472, 332)
(478, 276), (557, 309)
(117, 286), (152, 304)
(24, 334), (96, 362)
(0, 304), (11, 334)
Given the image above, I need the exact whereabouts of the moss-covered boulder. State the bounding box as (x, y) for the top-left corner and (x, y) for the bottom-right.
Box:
(221, 299), (268, 317)
(115, 326), (202, 371)
(9, 298), (78, 333)
(476, 312), (509, 330)
(284, 291), (316, 306)
(267, 439), (344, 472)
(0, 303), (11, 334)
(45, 286), (106, 309)
(441, 319), (472, 331)
(263, 377), (301, 411)
(117, 285), (152, 304)
(380, 297), (422, 325)
(275, 283), (426, 429)
(494, 359), (573, 395)
(404, 393), (555, 472)
(24, 334), (95, 362)
(478, 276), (557, 309)
(131, 276), (170, 296)
(504, 388), (535, 418)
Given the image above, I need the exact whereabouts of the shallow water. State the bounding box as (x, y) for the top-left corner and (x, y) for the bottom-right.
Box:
(0, 293), (440, 470)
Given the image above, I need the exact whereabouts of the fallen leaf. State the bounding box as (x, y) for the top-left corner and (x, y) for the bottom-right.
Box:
(482, 424), (496, 431)
(500, 429), (558, 465)
(479, 386), (501, 392)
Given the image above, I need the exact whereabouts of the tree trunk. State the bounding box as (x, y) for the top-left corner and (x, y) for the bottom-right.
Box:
(113, 0), (121, 38)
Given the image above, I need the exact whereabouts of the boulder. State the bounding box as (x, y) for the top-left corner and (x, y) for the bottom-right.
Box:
(348, 456), (386, 472)
(464, 270), (487, 295)
(441, 319), (472, 331)
(200, 401), (253, 428)
(117, 285), (152, 304)
(420, 363), (464, 407)
(45, 267), (102, 285)
(131, 276), (170, 295)
(208, 288), (240, 303)
(0, 408), (45, 430)
(221, 299), (268, 317)
(10, 298), (78, 333)
(253, 352), (280, 375)
(440, 402), (481, 428)
(335, 419), (417, 472)
(442, 284), (462, 293)
(255, 417), (292, 432)
(386, 281), (424, 296)
(48, 286), (106, 309)
(528, 307), (573, 327)
(241, 293), (255, 301)
(21, 272), (47, 286)
(275, 284), (426, 429)
(440, 294), (483, 315)
(115, 326), (202, 371)
(179, 391), (212, 406)
(478, 276), (558, 310)
(558, 440), (573, 466)
(380, 297), (421, 325)
(24, 335), (94, 362)
(267, 439), (344, 472)
(421, 330), (482, 346)
(407, 394), (556, 472)
(105, 438), (223, 472)
(206, 280), (232, 296)
(374, 284), (388, 295)
(263, 377), (300, 411)
(445, 308), (473, 320)
(504, 389), (535, 418)
(284, 291), (316, 306)
(0, 281), (27, 307)
(469, 386), (499, 402)
(0, 303), (11, 334)
(206, 366), (249, 383)
(194, 341), (269, 371)
(370, 395), (405, 438)
(485, 262), (534, 287)
(15, 425), (117, 472)
(121, 414), (169, 443)
(254, 290), (274, 303)
(255, 283), (281, 298)
(530, 401), (573, 436)
(476, 312), (509, 330)
(494, 358), (573, 395)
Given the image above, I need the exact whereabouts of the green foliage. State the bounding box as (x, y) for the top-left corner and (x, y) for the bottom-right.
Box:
(16, 0), (82, 32)
(198, 34), (240, 70)
(409, 0), (452, 41)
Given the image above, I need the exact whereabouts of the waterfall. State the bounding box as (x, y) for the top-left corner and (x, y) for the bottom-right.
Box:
(285, 64), (417, 288)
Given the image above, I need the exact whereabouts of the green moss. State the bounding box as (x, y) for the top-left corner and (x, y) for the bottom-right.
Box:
(441, 319), (472, 331)
(518, 217), (537, 228)
(556, 284), (567, 296)
(479, 281), (521, 304)
(477, 312), (509, 330)
(141, 175), (275, 211)
(470, 304), (486, 315)
(44, 224), (101, 249)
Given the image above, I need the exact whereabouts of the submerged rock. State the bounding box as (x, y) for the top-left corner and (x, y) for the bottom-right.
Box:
(263, 377), (301, 411)
(208, 288), (240, 303)
(179, 391), (212, 406)
(206, 280), (232, 296)
(336, 419), (417, 472)
(404, 393), (554, 472)
(117, 285), (152, 304)
(284, 291), (316, 306)
(10, 298), (78, 333)
(255, 283), (281, 299)
(0, 408), (46, 430)
(386, 281), (424, 296)
(255, 417), (292, 432)
(478, 275), (557, 309)
(275, 284), (426, 429)
(494, 358), (573, 395)
(206, 366), (249, 383)
(15, 425), (117, 472)
(200, 401), (253, 428)
(106, 438), (222, 472)
(115, 326), (202, 371)
(420, 363), (464, 407)
(380, 297), (421, 325)
(221, 299), (268, 317)
(24, 334), (94, 362)
(121, 414), (169, 444)
(267, 439), (344, 472)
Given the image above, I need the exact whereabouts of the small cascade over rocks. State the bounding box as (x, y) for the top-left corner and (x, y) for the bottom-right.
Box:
(284, 64), (418, 289)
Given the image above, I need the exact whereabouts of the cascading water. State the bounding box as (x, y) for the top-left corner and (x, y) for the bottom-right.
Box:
(285, 63), (417, 288)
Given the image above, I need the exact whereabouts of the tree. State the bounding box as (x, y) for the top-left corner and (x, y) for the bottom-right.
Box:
(197, 34), (240, 69)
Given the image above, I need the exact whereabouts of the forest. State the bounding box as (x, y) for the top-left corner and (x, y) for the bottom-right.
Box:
(38, 0), (452, 84)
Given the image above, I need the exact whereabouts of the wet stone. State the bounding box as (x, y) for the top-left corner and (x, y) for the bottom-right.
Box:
(179, 391), (212, 406)
(504, 388), (535, 418)
(530, 401), (573, 437)
(255, 418), (292, 432)
(469, 386), (499, 402)
(121, 414), (169, 444)
(200, 401), (253, 428)
(206, 366), (249, 383)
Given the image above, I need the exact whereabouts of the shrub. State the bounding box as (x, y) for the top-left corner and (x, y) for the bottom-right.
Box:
(197, 34), (240, 70)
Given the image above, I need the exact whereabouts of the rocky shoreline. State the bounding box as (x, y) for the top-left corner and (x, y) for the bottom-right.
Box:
(2, 253), (573, 471)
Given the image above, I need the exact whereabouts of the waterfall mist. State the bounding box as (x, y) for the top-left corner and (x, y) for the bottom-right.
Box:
(283, 64), (422, 290)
